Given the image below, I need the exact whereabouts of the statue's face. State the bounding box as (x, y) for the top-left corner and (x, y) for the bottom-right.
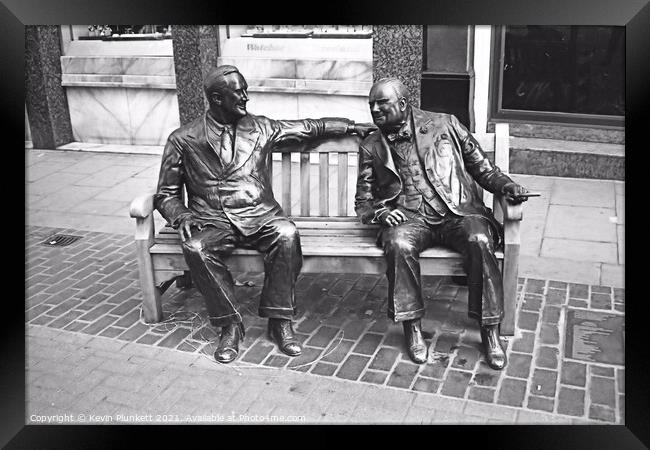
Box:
(215, 72), (249, 121)
(368, 83), (408, 130)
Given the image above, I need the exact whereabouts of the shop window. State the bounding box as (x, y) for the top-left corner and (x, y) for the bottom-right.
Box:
(75, 25), (172, 40)
(231, 25), (372, 39)
(491, 26), (624, 126)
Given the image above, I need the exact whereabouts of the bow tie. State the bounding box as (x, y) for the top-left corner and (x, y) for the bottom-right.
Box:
(387, 129), (412, 142)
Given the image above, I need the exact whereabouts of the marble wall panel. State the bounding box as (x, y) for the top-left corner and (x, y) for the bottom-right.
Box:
(247, 91), (372, 123)
(67, 87), (132, 144)
(125, 88), (181, 145)
(217, 57), (296, 79)
(61, 56), (175, 77)
(296, 59), (372, 81)
(246, 92), (300, 120)
(67, 86), (180, 145)
(297, 94), (373, 123)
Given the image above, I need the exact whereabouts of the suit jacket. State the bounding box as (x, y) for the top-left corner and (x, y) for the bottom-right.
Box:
(354, 107), (513, 239)
(155, 112), (351, 236)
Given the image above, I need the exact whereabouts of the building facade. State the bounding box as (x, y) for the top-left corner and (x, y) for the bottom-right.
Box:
(25, 25), (624, 178)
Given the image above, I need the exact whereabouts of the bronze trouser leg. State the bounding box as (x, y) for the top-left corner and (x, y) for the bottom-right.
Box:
(436, 215), (504, 326)
(243, 218), (303, 320)
(378, 218), (433, 322)
(181, 224), (240, 328)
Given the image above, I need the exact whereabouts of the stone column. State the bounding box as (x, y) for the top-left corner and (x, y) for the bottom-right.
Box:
(25, 26), (73, 149)
(171, 25), (221, 125)
(372, 25), (423, 107)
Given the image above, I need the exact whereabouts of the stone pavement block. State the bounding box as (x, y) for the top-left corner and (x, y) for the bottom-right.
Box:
(263, 354), (290, 368)
(590, 376), (616, 407)
(517, 311), (539, 332)
(341, 320), (369, 340)
(497, 378), (527, 407)
(617, 368), (624, 393)
(568, 299), (589, 309)
(467, 386), (495, 403)
(589, 404), (616, 422)
(531, 369), (558, 397)
(286, 347), (323, 370)
(451, 345), (480, 371)
(411, 377), (440, 394)
(590, 292), (612, 310)
(82, 315), (119, 335)
(541, 238), (618, 264)
(321, 339), (354, 364)
(387, 362), (420, 389)
(421, 357), (450, 380)
(516, 409), (573, 424)
(361, 370), (388, 385)
(527, 395), (555, 412)
(311, 362), (337, 376)
(506, 353), (532, 379)
(119, 322), (151, 342)
(521, 295), (542, 312)
(464, 400), (517, 422)
(591, 365), (615, 377)
(539, 323), (560, 345)
(541, 306), (561, 325)
(157, 327), (192, 349)
(557, 387), (585, 416)
(336, 354), (370, 381)
(306, 326), (341, 348)
(433, 332), (460, 353)
(545, 288), (567, 305)
(402, 405), (437, 424)
(440, 370), (472, 398)
(352, 333), (383, 355)
(369, 347), (400, 371)
(536, 346), (559, 369)
(512, 331), (535, 353)
(561, 361), (587, 387)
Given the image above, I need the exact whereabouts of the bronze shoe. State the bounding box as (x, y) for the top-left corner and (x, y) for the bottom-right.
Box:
(403, 319), (428, 364)
(268, 318), (302, 357)
(214, 323), (244, 364)
(481, 324), (507, 370)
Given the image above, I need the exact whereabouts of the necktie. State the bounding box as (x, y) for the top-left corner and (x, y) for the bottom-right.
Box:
(220, 125), (234, 165)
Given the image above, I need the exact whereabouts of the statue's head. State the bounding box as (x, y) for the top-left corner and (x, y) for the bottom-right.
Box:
(204, 65), (249, 122)
(368, 77), (410, 131)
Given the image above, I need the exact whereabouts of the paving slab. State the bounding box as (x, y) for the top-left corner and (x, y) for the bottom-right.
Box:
(545, 204), (617, 243)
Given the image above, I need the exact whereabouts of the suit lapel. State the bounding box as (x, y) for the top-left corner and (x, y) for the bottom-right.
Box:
(374, 132), (399, 180)
(412, 107), (434, 162)
(226, 114), (260, 176)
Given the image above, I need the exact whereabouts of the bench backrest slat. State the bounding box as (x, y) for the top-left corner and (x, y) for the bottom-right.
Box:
(281, 152), (292, 215)
(338, 152), (349, 216)
(270, 127), (508, 219)
(300, 153), (310, 216)
(319, 153), (329, 216)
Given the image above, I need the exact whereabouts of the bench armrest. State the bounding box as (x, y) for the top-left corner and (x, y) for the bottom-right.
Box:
(497, 195), (523, 222)
(130, 194), (155, 219)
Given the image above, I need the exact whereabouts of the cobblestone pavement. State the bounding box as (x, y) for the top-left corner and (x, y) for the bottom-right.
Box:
(25, 225), (624, 424)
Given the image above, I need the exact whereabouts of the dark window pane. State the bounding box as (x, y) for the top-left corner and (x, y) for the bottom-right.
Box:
(501, 26), (624, 116)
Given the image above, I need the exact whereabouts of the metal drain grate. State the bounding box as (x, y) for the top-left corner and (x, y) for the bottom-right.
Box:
(40, 234), (83, 247)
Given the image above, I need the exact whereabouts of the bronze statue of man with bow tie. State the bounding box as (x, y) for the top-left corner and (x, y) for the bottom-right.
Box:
(154, 65), (374, 364)
(355, 77), (529, 369)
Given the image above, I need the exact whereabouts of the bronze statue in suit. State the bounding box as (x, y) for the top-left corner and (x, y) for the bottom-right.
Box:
(355, 78), (529, 369)
(155, 65), (374, 363)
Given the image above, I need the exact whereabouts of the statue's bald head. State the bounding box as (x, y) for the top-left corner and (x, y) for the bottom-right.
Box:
(370, 77), (410, 104)
(368, 77), (410, 131)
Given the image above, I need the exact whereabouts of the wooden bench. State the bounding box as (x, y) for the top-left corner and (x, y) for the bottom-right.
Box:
(129, 123), (523, 335)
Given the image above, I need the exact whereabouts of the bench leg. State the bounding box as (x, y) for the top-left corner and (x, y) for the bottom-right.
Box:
(135, 240), (163, 323)
(501, 242), (520, 336)
(176, 271), (193, 289)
